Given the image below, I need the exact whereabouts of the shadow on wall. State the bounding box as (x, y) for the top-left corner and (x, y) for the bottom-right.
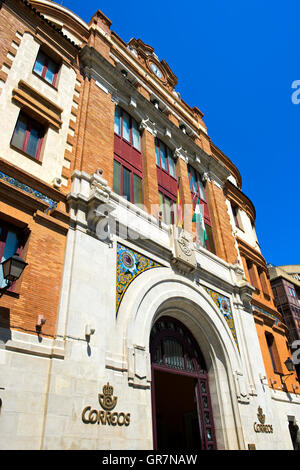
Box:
(0, 307), (11, 343)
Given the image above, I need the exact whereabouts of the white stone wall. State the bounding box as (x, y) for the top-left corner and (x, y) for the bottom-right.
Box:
(0, 32), (76, 185)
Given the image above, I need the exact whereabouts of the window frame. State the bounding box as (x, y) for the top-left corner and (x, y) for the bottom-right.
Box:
(33, 49), (59, 87)
(158, 190), (176, 225)
(10, 112), (45, 161)
(265, 332), (282, 374)
(155, 137), (177, 179)
(188, 165), (216, 254)
(232, 204), (243, 230)
(288, 286), (297, 299)
(113, 156), (144, 206)
(114, 106), (141, 152)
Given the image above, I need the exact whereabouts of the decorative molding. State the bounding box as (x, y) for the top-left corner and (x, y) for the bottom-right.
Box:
(0, 170), (58, 211)
(139, 117), (157, 136)
(252, 305), (280, 326)
(12, 80), (63, 130)
(127, 38), (178, 90)
(171, 228), (197, 274)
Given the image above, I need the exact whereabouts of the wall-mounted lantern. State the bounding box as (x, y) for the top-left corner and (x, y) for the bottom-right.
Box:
(0, 253), (28, 297)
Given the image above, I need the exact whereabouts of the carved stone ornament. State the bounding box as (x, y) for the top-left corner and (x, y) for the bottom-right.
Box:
(127, 38), (178, 90)
(171, 228), (197, 273)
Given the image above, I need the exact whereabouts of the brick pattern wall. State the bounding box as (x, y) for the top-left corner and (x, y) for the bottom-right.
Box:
(205, 180), (238, 264)
(141, 129), (159, 214)
(74, 78), (115, 186)
(0, 200), (67, 338)
(254, 315), (299, 394)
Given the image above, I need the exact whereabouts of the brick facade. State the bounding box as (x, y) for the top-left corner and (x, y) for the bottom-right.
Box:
(0, 0), (299, 451)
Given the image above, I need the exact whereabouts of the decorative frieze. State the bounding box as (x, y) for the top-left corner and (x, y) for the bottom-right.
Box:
(0, 170), (58, 211)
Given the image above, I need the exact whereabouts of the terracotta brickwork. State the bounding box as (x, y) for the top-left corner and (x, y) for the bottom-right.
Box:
(0, 160), (68, 338)
(254, 313), (299, 394)
(74, 78), (115, 186)
(238, 237), (299, 393)
(141, 129), (159, 214)
(0, 0), (74, 338)
(205, 180), (238, 264)
(0, 4), (25, 88)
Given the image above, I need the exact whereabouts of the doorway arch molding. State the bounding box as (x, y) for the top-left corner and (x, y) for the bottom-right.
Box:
(116, 268), (240, 368)
(113, 267), (246, 449)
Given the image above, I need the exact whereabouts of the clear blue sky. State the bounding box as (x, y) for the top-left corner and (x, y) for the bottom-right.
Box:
(61, 0), (299, 266)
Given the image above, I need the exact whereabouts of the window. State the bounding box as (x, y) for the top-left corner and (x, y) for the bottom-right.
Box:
(155, 138), (177, 225)
(33, 50), (59, 86)
(113, 159), (143, 205)
(114, 106), (141, 151)
(265, 332), (281, 374)
(158, 191), (175, 225)
(232, 204), (243, 229)
(188, 165), (216, 254)
(246, 260), (258, 288)
(11, 112), (45, 160)
(188, 165), (206, 202)
(288, 287), (297, 299)
(258, 267), (269, 296)
(113, 106), (143, 206)
(0, 222), (27, 291)
(155, 138), (176, 178)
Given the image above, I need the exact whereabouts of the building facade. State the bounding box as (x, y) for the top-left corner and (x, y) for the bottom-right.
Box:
(268, 264), (300, 382)
(0, 0), (299, 450)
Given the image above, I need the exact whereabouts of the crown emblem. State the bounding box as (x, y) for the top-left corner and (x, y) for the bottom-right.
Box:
(98, 382), (118, 410)
(257, 406), (266, 424)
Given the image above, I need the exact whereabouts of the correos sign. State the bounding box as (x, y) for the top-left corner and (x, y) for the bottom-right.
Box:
(81, 382), (131, 426)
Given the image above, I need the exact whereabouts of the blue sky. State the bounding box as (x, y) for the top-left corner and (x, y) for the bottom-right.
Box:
(62, 0), (299, 266)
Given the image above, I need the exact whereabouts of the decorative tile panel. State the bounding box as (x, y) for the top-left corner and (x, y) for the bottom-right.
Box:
(203, 286), (239, 349)
(252, 305), (280, 325)
(0, 171), (58, 211)
(116, 243), (162, 315)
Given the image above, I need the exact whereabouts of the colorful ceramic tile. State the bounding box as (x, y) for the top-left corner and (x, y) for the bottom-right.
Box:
(203, 286), (239, 349)
(116, 243), (162, 315)
(252, 305), (280, 325)
(0, 171), (58, 210)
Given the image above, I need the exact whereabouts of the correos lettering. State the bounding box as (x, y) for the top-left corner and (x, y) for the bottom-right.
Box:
(81, 382), (131, 426)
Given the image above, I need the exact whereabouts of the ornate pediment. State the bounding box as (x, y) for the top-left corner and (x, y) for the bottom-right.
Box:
(128, 38), (178, 90)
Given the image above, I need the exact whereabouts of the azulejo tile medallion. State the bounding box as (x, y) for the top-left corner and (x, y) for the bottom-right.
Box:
(0, 171), (58, 211)
(116, 243), (162, 315)
(203, 286), (239, 348)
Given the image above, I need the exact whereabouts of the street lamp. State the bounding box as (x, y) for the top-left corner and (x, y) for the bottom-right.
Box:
(279, 357), (295, 389)
(0, 253), (28, 297)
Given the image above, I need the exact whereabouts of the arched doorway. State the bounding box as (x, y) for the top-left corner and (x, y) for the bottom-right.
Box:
(150, 316), (217, 450)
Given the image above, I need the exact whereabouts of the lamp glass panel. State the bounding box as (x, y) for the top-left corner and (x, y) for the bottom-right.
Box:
(0, 231), (18, 288)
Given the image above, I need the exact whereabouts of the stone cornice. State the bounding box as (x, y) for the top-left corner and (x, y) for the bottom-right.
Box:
(12, 80), (63, 130)
(211, 142), (242, 189)
(5, 0), (80, 51)
(236, 236), (267, 269)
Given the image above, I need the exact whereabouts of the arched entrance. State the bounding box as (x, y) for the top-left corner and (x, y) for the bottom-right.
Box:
(150, 316), (217, 450)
